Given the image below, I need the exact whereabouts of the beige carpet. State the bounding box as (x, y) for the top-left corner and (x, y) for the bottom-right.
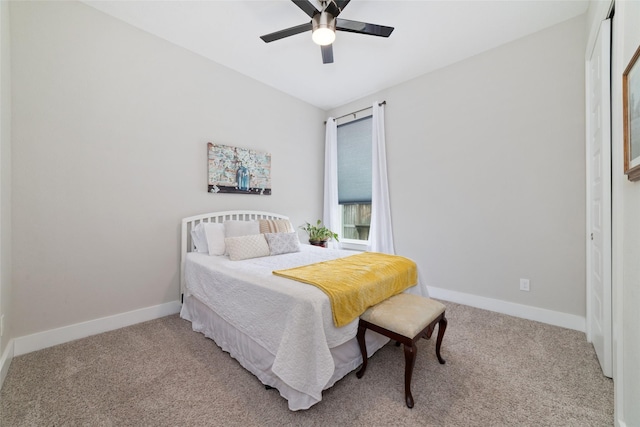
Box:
(1, 302), (613, 426)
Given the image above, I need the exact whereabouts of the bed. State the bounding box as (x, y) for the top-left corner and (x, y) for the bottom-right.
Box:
(179, 210), (428, 410)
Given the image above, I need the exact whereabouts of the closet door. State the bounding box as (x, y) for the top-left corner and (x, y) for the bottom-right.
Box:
(586, 18), (612, 378)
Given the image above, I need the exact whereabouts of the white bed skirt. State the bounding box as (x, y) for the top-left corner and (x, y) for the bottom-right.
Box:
(180, 295), (389, 410)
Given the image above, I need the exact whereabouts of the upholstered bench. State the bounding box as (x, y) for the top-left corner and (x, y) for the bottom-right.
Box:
(356, 293), (447, 408)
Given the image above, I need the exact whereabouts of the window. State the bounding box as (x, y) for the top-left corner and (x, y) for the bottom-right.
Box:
(337, 116), (372, 243)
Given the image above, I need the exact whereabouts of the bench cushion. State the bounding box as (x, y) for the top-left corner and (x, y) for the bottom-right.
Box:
(360, 294), (445, 338)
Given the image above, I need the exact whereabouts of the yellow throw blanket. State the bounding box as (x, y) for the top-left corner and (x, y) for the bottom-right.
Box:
(273, 252), (417, 327)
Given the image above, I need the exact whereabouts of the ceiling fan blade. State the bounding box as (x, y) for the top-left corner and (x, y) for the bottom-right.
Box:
(326, 0), (351, 17)
(260, 22), (313, 43)
(324, 1), (340, 17)
(292, 0), (319, 18)
(335, 0), (351, 12)
(336, 18), (394, 37)
(321, 44), (334, 64)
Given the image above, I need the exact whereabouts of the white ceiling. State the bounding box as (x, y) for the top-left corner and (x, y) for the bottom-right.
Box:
(83, 0), (589, 110)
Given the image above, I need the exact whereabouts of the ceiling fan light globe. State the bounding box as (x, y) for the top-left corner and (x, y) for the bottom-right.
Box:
(312, 11), (336, 46)
(312, 28), (335, 46)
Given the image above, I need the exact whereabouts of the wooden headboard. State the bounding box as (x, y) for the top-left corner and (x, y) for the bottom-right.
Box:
(180, 210), (290, 297)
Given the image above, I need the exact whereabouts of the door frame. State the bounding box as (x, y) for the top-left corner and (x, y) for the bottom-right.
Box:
(585, 1), (625, 423)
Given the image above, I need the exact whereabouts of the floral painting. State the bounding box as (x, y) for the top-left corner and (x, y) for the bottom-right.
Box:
(207, 143), (272, 195)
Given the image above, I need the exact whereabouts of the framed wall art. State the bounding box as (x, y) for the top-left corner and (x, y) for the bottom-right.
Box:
(207, 143), (272, 195)
(623, 44), (640, 182)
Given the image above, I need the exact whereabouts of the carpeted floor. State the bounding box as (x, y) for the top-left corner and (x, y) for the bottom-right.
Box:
(0, 302), (613, 426)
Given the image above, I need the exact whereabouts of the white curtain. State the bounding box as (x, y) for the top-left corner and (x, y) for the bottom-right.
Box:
(368, 102), (395, 254)
(323, 117), (340, 248)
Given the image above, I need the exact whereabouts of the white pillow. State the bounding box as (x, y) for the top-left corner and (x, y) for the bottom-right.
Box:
(264, 232), (300, 255)
(225, 234), (270, 261)
(224, 220), (260, 238)
(190, 223), (209, 253)
(204, 222), (226, 256)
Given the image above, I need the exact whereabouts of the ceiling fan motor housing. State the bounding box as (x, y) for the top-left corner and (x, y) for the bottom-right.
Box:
(312, 12), (336, 45)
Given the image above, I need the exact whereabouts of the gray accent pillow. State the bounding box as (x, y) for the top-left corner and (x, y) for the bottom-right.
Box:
(264, 232), (301, 256)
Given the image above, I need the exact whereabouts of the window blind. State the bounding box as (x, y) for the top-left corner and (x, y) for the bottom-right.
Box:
(337, 116), (372, 204)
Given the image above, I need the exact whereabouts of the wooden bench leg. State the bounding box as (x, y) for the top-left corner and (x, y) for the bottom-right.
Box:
(356, 321), (368, 379)
(403, 342), (416, 408)
(435, 315), (447, 365)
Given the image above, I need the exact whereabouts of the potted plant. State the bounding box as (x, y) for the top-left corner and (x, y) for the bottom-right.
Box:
(300, 220), (339, 248)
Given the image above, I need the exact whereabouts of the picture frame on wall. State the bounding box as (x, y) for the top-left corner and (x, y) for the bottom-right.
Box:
(207, 143), (272, 195)
(623, 44), (640, 182)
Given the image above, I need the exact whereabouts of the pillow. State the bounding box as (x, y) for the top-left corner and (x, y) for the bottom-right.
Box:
(190, 223), (209, 253)
(225, 234), (270, 261)
(264, 232), (300, 256)
(224, 220), (260, 238)
(204, 222), (226, 256)
(259, 219), (294, 234)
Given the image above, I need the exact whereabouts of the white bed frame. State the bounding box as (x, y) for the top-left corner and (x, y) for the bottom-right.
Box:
(180, 210), (290, 297)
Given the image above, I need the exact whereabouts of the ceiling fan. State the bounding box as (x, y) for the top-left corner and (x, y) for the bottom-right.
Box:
(260, 0), (394, 64)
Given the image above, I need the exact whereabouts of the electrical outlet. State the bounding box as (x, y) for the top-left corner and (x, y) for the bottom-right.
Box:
(520, 278), (530, 292)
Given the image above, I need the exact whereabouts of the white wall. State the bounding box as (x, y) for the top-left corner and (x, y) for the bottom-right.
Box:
(0, 0), (13, 360)
(9, 0), (325, 338)
(330, 16), (587, 320)
(610, 1), (640, 424)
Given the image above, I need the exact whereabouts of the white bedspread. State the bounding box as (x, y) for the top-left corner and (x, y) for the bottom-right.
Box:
(183, 245), (428, 404)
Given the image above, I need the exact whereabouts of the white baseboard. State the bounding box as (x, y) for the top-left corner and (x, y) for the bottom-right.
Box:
(13, 300), (182, 357)
(427, 286), (586, 332)
(0, 338), (14, 390)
